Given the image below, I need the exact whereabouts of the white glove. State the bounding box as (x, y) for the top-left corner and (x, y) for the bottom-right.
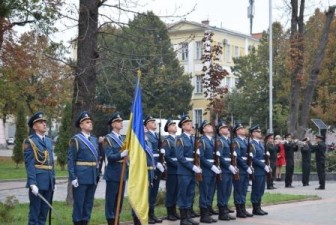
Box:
(160, 148), (165, 154)
(266, 151), (270, 156)
(196, 149), (200, 155)
(30, 185), (39, 196)
(229, 165), (237, 174)
(247, 167), (253, 174)
(72, 179), (79, 188)
(211, 165), (221, 174)
(249, 152), (253, 157)
(192, 165), (202, 173)
(233, 151), (237, 157)
(216, 151), (221, 157)
(264, 165), (270, 173)
(120, 149), (128, 158)
(156, 162), (165, 173)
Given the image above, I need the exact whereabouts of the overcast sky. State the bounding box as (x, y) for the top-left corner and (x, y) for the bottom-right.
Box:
(42, 0), (336, 45)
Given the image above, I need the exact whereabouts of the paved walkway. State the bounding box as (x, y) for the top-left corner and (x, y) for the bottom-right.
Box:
(1, 179), (335, 225)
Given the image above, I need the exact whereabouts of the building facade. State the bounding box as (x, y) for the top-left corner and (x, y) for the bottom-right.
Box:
(168, 20), (260, 124)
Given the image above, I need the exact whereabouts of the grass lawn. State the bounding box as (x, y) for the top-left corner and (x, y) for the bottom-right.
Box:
(0, 192), (319, 225)
(0, 156), (68, 180)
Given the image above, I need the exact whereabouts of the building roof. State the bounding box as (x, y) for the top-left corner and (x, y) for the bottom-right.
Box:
(167, 20), (259, 41)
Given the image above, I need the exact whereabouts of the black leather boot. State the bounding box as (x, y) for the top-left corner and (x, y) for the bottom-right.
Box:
(167, 207), (178, 221)
(73, 222), (82, 225)
(149, 207), (162, 223)
(258, 202), (268, 215)
(180, 209), (192, 225)
(235, 204), (246, 218)
(252, 203), (264, 215)
(242, 204), (253, 217)
(187, 208), (199, 225)
(200, 208), (213, 223)
(173, 205), (181, 219)
(107, 219), (114, 225)
(82, 221), (88, 225)
(218, 205), (230, 221)
(223, 205), (236, 220)
(208, 206), (219, 215)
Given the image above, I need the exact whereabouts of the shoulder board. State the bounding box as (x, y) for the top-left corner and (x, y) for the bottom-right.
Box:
(176, 138), (184, 147)
(23, 138), (30, 151)
(69, 137), (79, 151)
(234, 140), (240, 148)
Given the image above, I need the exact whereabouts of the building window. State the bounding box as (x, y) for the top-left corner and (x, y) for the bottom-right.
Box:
(225, 44), (231, 62)
(195, 75), (203, 93)
(194, 109), (203, 126)
(181, 42), (188, 61)
(195, 41), (202, 60)
(234, 46), (240, 58)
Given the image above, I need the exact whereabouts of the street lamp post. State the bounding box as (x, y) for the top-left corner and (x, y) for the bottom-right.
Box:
(269, 0), (273, 133)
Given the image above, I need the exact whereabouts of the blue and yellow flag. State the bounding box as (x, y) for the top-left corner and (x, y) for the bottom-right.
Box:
(124, 72), (149, 224)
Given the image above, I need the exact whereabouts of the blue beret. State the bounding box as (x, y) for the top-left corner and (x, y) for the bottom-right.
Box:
(164, 118), (176, 132)
(178, 115), (192, 128)
(199, 120), (211, 134)
(108, 111), (123, 125)
(28, 112), (47, 128)
(75, 111), (92, 128)
(249, 124), (261, 133)
(144, 115), (155, 125)
(233, 122), (244, 133)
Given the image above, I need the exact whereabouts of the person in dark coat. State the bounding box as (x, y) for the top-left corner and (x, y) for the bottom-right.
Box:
(284, 134), (298, 188)
(300, 138), (312, 186)
(308, 135), (326, 190)
(24, 112), (55, 225)
(265, 133), (277, 189)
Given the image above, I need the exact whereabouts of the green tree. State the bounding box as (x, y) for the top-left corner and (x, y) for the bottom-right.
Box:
(11, 103), (27, 168)
(95, 12), (193, 118)
(54, 103), (72, 170)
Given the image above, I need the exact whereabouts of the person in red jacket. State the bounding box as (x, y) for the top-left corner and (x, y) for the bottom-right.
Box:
(275, 135), (286, 181)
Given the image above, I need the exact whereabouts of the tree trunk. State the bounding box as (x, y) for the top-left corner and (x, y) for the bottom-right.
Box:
(299, 6), (336, 137)
(287, 0), (305, 137)
(67, 0), (99, 203)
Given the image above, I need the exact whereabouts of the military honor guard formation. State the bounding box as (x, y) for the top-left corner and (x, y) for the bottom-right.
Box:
(23, 110), (327, 225)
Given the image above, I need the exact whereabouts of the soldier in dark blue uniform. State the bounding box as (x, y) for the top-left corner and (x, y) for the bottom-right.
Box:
(103, 112), (128, 225)
(216, 121), (237, 221)
(24, 112), (55, 225)
(144, 115), (164, 224)
(67, 111), (99, 225)
(232, 122), (253, 218)
(249, 124), (268, 216)
(162, 119), (180, 221)
(198, 120), (219, 223)
(176, 115), (200, 225)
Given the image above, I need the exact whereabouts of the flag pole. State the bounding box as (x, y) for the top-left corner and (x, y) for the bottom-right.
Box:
(114, 147), (127, 225)
(114, 70), (142, 225)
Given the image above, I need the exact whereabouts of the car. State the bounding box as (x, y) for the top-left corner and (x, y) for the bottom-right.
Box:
(7, 137), (14, 145)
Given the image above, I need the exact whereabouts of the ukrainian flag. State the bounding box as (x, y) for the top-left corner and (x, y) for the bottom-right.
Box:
(124, 73), (149, 224)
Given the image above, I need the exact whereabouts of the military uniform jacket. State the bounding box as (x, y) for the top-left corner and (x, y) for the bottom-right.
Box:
(284, 141), (298, 165)
(103, 132), (127, 182)
(24, 134), (55, 190)
(67, 133), (99, 185)
(234, 136), (249, 175)
(176, 133), (195, 176)
(199, 135), (216, 177)
(218, 136), (232, 174)
(251, 139), (266, 176)
(163, 135), (178, 175)
(301, 144), (312, 163)
(146, 131), (159, 164)
(309, 141), (326, 164)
